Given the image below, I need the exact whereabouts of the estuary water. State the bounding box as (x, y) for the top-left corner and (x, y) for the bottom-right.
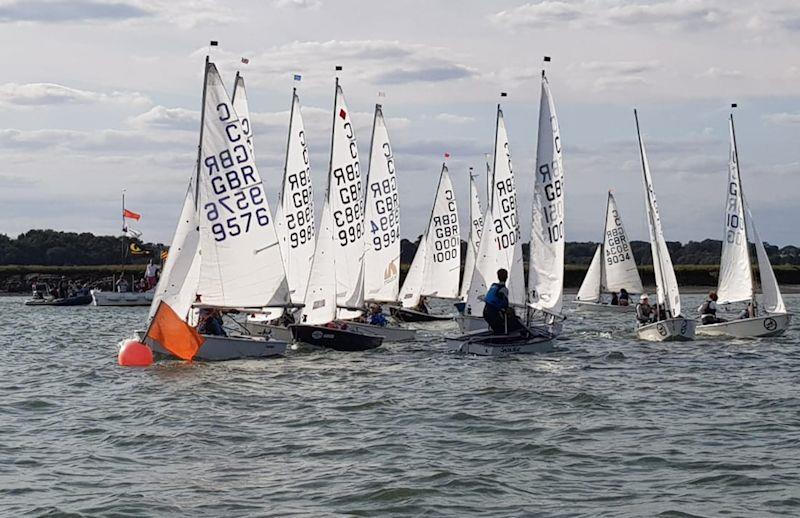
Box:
(1, 294), (798, 517)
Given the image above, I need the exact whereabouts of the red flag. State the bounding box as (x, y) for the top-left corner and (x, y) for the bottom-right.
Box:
(339, 108), (347, 120)
(241, 57), (249, 64)
(444, 152), (451, 158)
(123, 208), (141, 221)
(145, 302), (205, 361)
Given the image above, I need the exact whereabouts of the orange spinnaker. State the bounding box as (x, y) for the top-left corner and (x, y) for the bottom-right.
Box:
(146, 302), (205, 360)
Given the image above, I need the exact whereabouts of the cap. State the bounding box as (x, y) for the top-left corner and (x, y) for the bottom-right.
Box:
(640, 294), (649, 301)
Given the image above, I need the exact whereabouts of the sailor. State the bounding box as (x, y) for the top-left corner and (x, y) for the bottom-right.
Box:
(635, 294), (654, 325)
(198, 308), (227, 336)
(116, 277), (129, 293)
(698, 291), (725, 325)
(483, 268), (524, 334)
(618, 289), (630, 306)
(610, 292), (619, 305)
(367, 304), (388, 327)
(414, 296), (430, 314)
(737, 302), (754, 320)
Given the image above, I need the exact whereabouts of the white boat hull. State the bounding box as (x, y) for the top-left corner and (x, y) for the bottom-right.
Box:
(138, 331), (287, 361)
(455, 314), (488, 333)
(696, 313), (792, 338)
(244, 320), (293, 342)
(574, 300), (635, 313)
(636, 317), (696, 342)
(92, 289), (153, 306)
(338, 321), (417, 342)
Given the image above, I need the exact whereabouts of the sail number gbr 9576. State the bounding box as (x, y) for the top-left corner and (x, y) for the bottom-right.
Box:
(203, 102), (271, 242)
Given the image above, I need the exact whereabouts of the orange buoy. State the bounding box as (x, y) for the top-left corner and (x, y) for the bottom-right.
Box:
(118, 340), (154, 367)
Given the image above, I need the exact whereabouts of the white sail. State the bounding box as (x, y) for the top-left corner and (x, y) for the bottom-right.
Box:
(274, 89), (316, 305)
(327, 81), (365, 318)
(717, 119), (754, 304)
(231, 72), (254, 156)
(603, 192), (644, 294)
(300, 201), (338, 325)
(635, 111), (681, 316)
(363, 104), (401, 303)
(398, 234), (427, 308)
(576, 245), (602, 302)
(459, 173), (483, 300)
(464, 108), (525, 316)
(196, 62), (289, 308)
(528, 74), (565, 315)
(420, 165), (461, 298)
(148, 180), (201, 321)
(747, 206), (786, 314)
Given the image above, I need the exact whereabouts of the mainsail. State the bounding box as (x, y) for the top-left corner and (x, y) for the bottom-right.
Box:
(465, 106), (525, 316)
(300, 200), (338, 325)
(327, 80), (365, 318)
(528, 73), (565, 315)
(634, 109), (681, 316)
(274, 88), (316, 305)
(398, 164), (460, 307)
(196, 62), (289, 308)
(363, 104), (401, 303)
(459, 172), (483, 300)
(231, 72), (254, 156)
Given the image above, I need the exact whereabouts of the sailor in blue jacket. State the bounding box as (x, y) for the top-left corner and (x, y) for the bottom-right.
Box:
(483, 268), (525, 334)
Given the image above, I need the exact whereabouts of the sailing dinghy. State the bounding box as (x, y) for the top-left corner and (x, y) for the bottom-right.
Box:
(697, 111), (791, 338)
(393, 163), (460, 322)
(452, 71), (562, 355)
(139, 61), (290, 360)
(245, 85), (315, 342)
(290, 77), (383, 351)
(575, 191), (643, 312)
(633, 110), (695, 342)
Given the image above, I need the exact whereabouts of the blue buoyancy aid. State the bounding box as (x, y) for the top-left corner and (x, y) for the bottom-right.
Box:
(485, 282), (509, 310)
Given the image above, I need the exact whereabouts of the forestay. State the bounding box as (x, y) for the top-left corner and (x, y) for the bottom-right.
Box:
(575, 245), (602, 302)
(459, 173), (483, 300)
(328, 81), (365, 318)
(529, 74), (565, 315)
(364, 104), (400, 303)
(635, 110), (681, 316)
(196, 63), (289, 308)
(300, 201), (338, 325)
(149, 180), (201, 321)
(274, 89), (316, 305)
(465, 108), (525, 316)
(603, 192), (643, 294)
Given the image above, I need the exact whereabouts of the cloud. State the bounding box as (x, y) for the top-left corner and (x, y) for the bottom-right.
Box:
(765, 112), (800, 125)
(699, 67), (743, 79)
(573, 60), (658, 91)
(372, 64), (477, 85)
(128, 106), (199, 131)
(273, 0), (321, 9)
(0, 0), (151, 23)
(434, 113), (476, 124)
(0, 82), (150, 107)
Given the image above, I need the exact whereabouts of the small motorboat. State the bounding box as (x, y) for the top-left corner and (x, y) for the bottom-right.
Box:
(446, 327), (556, 356)
(25, 294), (92, 306)
(289, 324), (383, 351)
(390, 306), (453, 323)
(91, 289), (154, 307)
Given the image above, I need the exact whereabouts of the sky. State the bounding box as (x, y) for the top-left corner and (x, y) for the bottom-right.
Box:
(0, 0), (799, 246)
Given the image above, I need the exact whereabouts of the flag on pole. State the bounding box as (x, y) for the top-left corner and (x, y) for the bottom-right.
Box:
(444, 152), (451, 159)
(146, 302), (205, 361)
(124, 227), (142, 239)
(123, 208), (141, 221)
(210, 40), (218, 46)
(241, 57), (249, 64)
(293, 74), (302, 81)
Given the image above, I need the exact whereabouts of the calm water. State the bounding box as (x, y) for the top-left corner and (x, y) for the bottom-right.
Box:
(1, 294), (798, 517)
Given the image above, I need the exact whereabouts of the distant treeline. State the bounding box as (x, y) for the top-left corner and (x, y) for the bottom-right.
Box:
(2, 229), (800, 267)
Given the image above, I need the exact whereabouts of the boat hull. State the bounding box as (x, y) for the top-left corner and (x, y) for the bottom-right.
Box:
(446, 329), (555, 356)
(696, 313), (792, 338)
(91, 289), (153, 306)
(337, 321), (417, 342)
(244, 319), (293, 342)
(25, 295), (93, 306)
(143, 333), (287, 361)
(289, 324), (383, 351)
(574, 300), (635, 313)
(636, 317), (696, 342)
(389, 306), (452, 323)
(455, 314), (488, 333)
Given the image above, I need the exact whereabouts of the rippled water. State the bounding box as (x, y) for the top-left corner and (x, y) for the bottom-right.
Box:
(1, 294), (799, 517)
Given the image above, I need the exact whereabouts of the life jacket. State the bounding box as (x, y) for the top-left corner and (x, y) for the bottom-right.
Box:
(700, 299), (716, 316)
(485, 282), (508, 309)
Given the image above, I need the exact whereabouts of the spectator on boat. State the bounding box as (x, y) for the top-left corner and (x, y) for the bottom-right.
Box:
(610, 292), (619, 305)
(116, 277), (129, 293)
(58, 276), (69, 298)
(698, 291), (725, 325)
(144, 260), (159, 290)
(619, 289), (630, 306)
(367, 304), (388, 327)
(636, 294), (654, 325)
(198, 308), (227, 336)
(483, 268), (525, 335)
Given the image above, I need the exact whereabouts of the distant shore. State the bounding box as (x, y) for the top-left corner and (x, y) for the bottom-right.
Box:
(3, 263), (800, 295)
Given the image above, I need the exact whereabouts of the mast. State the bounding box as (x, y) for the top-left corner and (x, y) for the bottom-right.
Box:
(363, 103), (380, 205)
(634, 108), (671, 316)
(491, 101), (503, 214)
(729, 107), (757, 315)
(194, 55), (211, 210)
(279, 88), (297, 205)
(231, 70), (241, 103)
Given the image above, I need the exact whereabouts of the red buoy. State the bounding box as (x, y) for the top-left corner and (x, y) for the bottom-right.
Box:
(118, 340), (154, 367)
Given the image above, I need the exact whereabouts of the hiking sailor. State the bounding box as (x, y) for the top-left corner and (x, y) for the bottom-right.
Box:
(635, 294), (654, 325)
(483, 268), (525, 334)
(698, 291), (725, 325)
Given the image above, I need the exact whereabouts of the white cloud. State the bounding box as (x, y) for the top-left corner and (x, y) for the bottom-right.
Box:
(128, 105), (198, 131)
(765, 112), (800, 124)
(434, 113), (476, 124)
(0, 82), (150, 107)
(0, 0), (151, 23)
(699, 67), (743, 79)
(273, 0), (321, 9)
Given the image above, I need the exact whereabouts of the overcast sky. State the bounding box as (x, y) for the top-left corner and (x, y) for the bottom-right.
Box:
(1, 0), (798, 246)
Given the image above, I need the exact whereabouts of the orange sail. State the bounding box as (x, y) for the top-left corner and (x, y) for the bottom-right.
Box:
(145, 302), (204, 360)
